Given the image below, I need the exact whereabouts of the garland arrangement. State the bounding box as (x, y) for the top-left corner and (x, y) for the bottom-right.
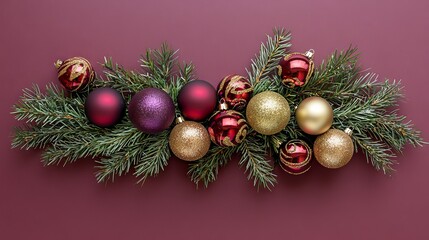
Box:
(12, 28), (425, 189)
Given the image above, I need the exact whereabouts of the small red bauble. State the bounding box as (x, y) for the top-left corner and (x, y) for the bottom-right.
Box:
(279, 139), (312, 175)
(277, 50), (314, 88)
(55, 57), (94, 91)
(208, 102), (248, 147)
(178, 80), (217, 121)
(85, 88), (125, 128)
(217, 75), (253, 111)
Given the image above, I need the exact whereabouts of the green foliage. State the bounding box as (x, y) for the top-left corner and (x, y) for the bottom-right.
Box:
(247, 28), (291, 85)
(11, 29), (425, 189)
(188, 145), (237, 188)
(238, 134), (276, 190)
(12, 44), (194, 184)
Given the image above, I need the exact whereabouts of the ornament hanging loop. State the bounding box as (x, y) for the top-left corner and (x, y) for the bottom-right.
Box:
(175, 116), (185, 124)
(305, 49), (315, 59)
(54, 59), (63, 69)
(219, 98), (228, 111)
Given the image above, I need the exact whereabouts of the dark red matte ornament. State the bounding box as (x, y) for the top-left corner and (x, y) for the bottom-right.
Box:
(178, 80), (217, 121)
(85, 87), (125, 127)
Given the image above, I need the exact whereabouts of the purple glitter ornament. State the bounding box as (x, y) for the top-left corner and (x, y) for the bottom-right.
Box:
(128, 88), (175, 134)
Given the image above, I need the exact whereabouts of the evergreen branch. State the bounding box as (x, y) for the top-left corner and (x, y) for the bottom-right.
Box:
(252, 74), (286, 96)
(94, 57), (150, 93)
(12, 84), (87, 127)
(41, 139), (99, 166)
(12, 125), (94, 150)
(187, 145), (237, 188)
(296, 47), (361, 103)
(133, 131), (171, 183)
(247, 28), (291, 85)
(95, 151), (140, 183)
(238, 135), (276, 190)
(167, 62), (194, 106)
(352, 133), (397, 174)
(95, 128), (153, 183)
(140, 43), (178, 89)
(305, 47), (359, 90)
(369, 112), (425, 152)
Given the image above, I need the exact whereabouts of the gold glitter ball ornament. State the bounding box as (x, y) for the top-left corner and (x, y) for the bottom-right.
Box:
(296, 96), (333, 135)
(169, 119), (211, 161)
(313, 129), (354, 169)
(246, 91), (290, 135)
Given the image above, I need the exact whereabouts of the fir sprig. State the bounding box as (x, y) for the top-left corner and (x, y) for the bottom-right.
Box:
(188, 145), (237, 188)
(133, 130), (171, 183)
(247, 28), (291, 85)
(238, 134), (276, 190)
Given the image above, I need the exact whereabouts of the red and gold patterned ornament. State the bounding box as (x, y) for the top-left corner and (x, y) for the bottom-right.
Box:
(277, 49), (314, 88)
(279, 139), (312, 175)
(217, 75), (253, 110)
(55, 57), (94, 91)
(208, 100), (248, 147)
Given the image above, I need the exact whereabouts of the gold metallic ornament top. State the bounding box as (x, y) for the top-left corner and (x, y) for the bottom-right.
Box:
(246, 91), (290, 135)
(169, 121), (211, 161)
(313, 129), (354, 169)
(295, 96), (333, 135)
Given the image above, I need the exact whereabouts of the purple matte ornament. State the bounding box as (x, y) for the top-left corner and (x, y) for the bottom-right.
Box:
(128, 88), (175, 134)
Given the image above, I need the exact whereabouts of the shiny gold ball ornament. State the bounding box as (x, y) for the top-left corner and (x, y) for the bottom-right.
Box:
(245, 91), (290, 135)
(169, 117), (211, 161)
(313, 129), (354, 169)
(295, 96), (333, 135)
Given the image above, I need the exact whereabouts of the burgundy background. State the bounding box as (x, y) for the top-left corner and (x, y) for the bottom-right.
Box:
(1, 0), (428, 239)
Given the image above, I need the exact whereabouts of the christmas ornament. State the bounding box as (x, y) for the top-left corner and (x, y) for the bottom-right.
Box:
(217, 75), (253, 110)
(169, 117), (211, 161)
(279, 139), (312, 175)
(207, 100), (248, 147)
(85, 88), (125, 128)
(246, 91), (290, 135)
(313, 129), (354, 169)
(277, 50), (314, 88)
(178, 80), (217, 121)
(55, 57), (94, 91)
(296, 96), (333, 135)
(128, 88), (175, 134)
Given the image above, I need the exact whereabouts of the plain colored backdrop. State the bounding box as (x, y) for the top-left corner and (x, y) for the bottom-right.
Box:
(1, 0), (428, 239)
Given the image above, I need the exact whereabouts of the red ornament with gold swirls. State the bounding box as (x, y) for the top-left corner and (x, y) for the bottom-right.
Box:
(279, 139), (312, 175)
(208, 101), (248, 147)
(217, 75), (253, 111)
(55, 57), (94, 92)
(277, 50), (314, 88)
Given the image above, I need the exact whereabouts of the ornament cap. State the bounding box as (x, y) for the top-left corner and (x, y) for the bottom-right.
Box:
(54, 59), (63, 69)
(219, 98), (229, 111)
(344, 128), (353, 136)
(175, 116), (185, 124)
(305, 49), (315, 59)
